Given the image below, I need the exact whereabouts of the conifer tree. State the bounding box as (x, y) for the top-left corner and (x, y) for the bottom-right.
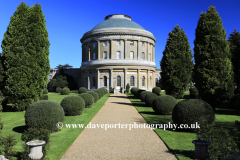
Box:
(1, 2), (50, 111)
(193, 6), (234, 108)
(160, 25), (194, 99)
(228, 29), (240, 93)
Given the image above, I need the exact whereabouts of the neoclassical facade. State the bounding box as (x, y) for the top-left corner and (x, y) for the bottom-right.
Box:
(80, 14), (157, 91)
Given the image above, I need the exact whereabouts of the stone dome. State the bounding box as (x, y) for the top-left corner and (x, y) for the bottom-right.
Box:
(91, 14), (145, 31)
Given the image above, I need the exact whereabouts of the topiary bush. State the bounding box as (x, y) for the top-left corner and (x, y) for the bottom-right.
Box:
(40, 94), (48, 100)
(109, 86), (113, 93)
(189, 87), (198, 99)
(195, 122), (239, 160)
(152, 95), (178, 115)
(172, 99), (215, 131)
(93, 90), (101, 99)
(131, 88), (140, 97)
(25, 100), (65, 132)
(145, 93), (159, 107)
(230, 95), (240, 109)
(98, 88), (105, 96)
(136, 89), (145, 99)
(61, 95), (85, 116)
(87, 91), (99, 103)
(21, 128), (50, 160)
(56, 87), (62, 93)
(78, 87), (87, 94)
(61, 88), (70, 95)
(152, 87), (161, 95)
(126, 83), (130, 93)
(43, 88), (48, 94)
(79, 93), (94, 108)
(140, 91), (151, 102)
(130, 87), (136, 94)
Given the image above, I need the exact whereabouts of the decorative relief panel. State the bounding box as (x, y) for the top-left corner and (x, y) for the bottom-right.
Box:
(149, 73), (152, 76)
(100, 72), (109, 75)
(113, 72), (124, 74)
(140, 72), (147, 74)
(127, 72), (137, 74)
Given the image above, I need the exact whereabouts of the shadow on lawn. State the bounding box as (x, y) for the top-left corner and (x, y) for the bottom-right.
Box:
(169, 149), (195, 159)
(13, 125), (28, 133)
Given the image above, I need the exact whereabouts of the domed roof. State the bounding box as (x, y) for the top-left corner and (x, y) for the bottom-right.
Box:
(91, 14), (145, 31)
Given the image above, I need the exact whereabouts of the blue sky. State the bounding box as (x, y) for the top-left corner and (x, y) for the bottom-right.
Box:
(1, 0), (240, 69)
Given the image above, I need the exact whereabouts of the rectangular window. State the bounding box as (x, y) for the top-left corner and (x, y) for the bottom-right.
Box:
(93, 43), (95, 47)
(93, 53), (96, 60)
(104, 51), (107, 59)
(142, 52), (145, 60)
(116, 51), (121, 59)
(142, 42), (144, 47)
(130, 51), (134, 59)
(116, 41), (121, 46)
(130, 41), (134, 46)
(103, 41), (107, 46)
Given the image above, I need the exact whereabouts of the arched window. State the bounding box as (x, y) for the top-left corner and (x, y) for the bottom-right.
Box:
(104, 76), (107, 86)
(130, 51), (134, 59)
(130, 76), (134, 86)
(93, 53), (96, 60)
(92, 76), (95, 87)
(142, 76), (145, 87)
(142, 52), (145, 60)
(150, 76), (152, 87)
(117, 76), (121, 87)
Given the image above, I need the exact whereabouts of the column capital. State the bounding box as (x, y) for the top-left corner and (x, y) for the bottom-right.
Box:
(138, 39), (140, 42)
(97, 40), (100, 43)
(109, 68), (113, 70)
(138, 69), (141, 71)
(110, 39), (113, 41)
(124, 39), (127, 41)
(148, 69), (150, 71)
(124, 68), (128, 70)
(96, 68), (99, 71)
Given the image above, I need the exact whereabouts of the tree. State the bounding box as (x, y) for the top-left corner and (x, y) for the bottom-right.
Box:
(56, 75), (68, 88)
(228, 29), (240, 93)
(55, 64), (73, 75)
(1, 2), (50, 111)
(193, 6), (234, 108)
(160, 25), (194, 99)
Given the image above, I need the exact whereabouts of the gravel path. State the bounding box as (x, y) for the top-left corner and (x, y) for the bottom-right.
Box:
(60, 94), (177, 160)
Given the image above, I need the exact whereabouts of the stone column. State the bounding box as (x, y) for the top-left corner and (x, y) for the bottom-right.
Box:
(110, 68), (113, 87)
(147, 69), (150, 89)
(97, 69), (99, 89)
(88, 44), (90, 61)
(145, 42), (149, 61)
(124, 39), (127, 59)
(124, 68), (127, 89)
(87, 74), (90, 90)
(110, 39), (113, 59)
(97, 41), (100, 59)
(137, 69), (140, 88)
(107, 77), (109, 91)
(153, 71), (156, 87)
(137, 40), (140, 60)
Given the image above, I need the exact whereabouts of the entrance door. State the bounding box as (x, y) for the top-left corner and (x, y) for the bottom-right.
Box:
(117, 76), (121, 89)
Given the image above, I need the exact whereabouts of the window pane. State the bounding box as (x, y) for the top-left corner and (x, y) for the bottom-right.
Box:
(142, 42), (144, 47)
(117, 76), (121, 86)
(130, 76), (134, 86)
(93, 43), (95, 47)
(103, 42), (107, 46)
(142, 52), (145, 60)
(142, 76), (145, 86)
(93, 76), (95, 86)
(117, 41), (120, 46)
(93, 53), (96, 60)
(117, 51), (121, 59)
(130, 51), (133, 59)
(104, 51), (107, 59)
(130, 41), (134, 46)
(104, 76), (107, 86)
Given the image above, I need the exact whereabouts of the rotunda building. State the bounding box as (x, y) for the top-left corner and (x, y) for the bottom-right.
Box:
(80, 14), (157, 92)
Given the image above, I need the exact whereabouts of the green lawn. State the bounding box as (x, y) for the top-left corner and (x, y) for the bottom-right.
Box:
(127, 92), (240, 160)
(1, 92), (111, 160)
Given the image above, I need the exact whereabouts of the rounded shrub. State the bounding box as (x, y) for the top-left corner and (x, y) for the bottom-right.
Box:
(230, 95), (240, 109)
(136, 90), (145, 99)
(145, 93), (159, 107)
(152, 87), (161, 95)
(189, 87), (198, 99)
(99, 88), (105, 96)
(98, 89), (104, 97)
(61, 96), (85, 116)
(93, 90), (101, 99)
(132, 88), (140, 96)
(79, 93), (94, 108)
(140, 91), (151, 102)
(61, 88), (70, 95)
(87, 91), (99, 103)
(78, 87), (87, 94)
(152, 95), (178, 115)
(25, 100), (64, 132)
(172, 99), (215, 131)
(43, 88), (48, 94)
(56, 87), (62, 93)
(130, 87), (136, 94)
